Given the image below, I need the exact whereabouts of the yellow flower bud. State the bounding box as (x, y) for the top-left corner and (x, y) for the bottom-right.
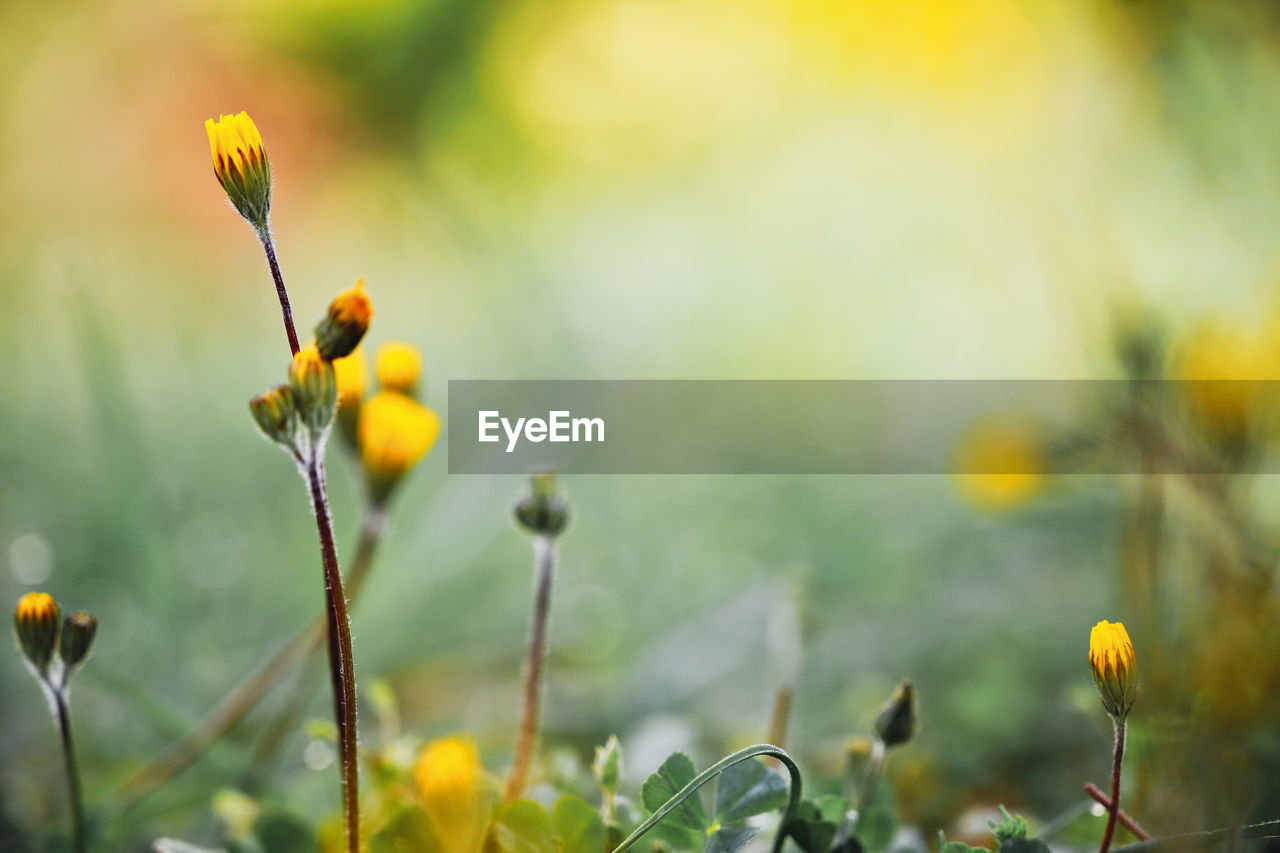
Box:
(358, 391), (440, 502)
(376, 341), (422, 396)
(14, 592), (61, 674)
(315, 279), (373, 361)
(289, 347), (338, 433)
(59, 611), (98, 671)
(1089, 620), (1138, 719)
(514, 471), (569, 537)
(414, 736), (493, 853)
(205, 111), (272, 230)
(249, 385), (298, 446)
(874, 680), (917, 747)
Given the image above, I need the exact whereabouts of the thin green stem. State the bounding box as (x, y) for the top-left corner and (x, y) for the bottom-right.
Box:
(1109, 821), (1280, 853)
(505, 534), (555, 802)
(610, 744), (803, 853)
(53, 688), (87, 853)
(1099, 719), (1126, 853)
(305, 452), (360, 853)
(257, 229), (300, 355)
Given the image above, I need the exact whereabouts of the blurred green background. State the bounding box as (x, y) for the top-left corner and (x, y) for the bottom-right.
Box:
(4, 0), (1280, 849)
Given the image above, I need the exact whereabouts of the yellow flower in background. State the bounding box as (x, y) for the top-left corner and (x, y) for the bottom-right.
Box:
(205, 111), (272, 229)
(414, 736), (494, 853)
(315, 279), (374, 361)
(14, 591), (61, 673)
(1179, 321), (1275, 443)
(358, 390), (441, 502)
(1089, 620), (1137, 719)
(376, 341), (423, 396)
(333, 347), (368, 411)
(953, 419), (1044, 511)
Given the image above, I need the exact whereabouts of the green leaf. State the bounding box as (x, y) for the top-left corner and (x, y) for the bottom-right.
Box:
(783, 800), (838, 853)
(713, 760), (788, 824)
(813, 795), (850, 825)
(369, 806), (439, 853)
(553, 795), (607, 853)
(998, 839), (1052, 853)
(494, 800), (558, 853)
(941, 844), (988, 853)
(641, 752), (712, 836)
(853, 804), (896, 853)
(704, 825), (757, 853)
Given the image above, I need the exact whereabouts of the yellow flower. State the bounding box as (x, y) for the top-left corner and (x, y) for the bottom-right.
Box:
(1089, 620), (1138, 719)
(315, 279), (374, 361)
(358, 391), (440, 501)
(289, 346), (338, 432)
(333, 347), (368, 411)
(376, 341), (423, 396)
(14, 591), (61, 673)
(414, 736), (494, 853)
(1179, 321), (1274, 445)
(205, 111), (272, 229)
(953, 419), (1043, 511)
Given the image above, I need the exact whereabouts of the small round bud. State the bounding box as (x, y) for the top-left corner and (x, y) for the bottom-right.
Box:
(593, 735), (623, 796)
(59, 611), (98, 671)
(315, 278), (373, 361)
(358, 391), (441, 503)
(289, 346), (338, 433)
(249, 385), (298, 446)
(376, 341), (422, 396)
(205, 112), (272, 231)
(874, 681), (917, 747)
(14, 592), (61, 674)
(514, 471), (569, 537)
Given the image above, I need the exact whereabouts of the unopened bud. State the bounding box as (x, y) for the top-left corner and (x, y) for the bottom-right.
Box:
(249, 385), (298, 446)
(14, 592), (60, 675)
(205, 112), (272, 231)
(874, 681), (916, 747)
(376, 341), (422, 396)
(514, 471), (569, 537)
(315, 279), (372, 361)
(593, 735), (623, 795)
(289, 347), (338, 433)
(59, 611), (98, 671)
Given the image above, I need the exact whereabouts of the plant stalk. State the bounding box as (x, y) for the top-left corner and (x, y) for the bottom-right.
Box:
(1099, 718), (1127, 853)
(257, 229), (300, 355)
(305, 453), (360, 853)
(505, 534), (555, 802)
(1085, 782), (1151, 841)
(53, 688), (87, 853)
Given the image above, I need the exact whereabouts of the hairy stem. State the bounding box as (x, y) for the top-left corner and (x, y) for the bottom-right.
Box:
(305, 454), (360, 853)
(113, 507), (385, 803)
(257, 230), (300, 355)
(610, 744), (803, 853)
(505, 535), (555, 802)
(1099, 719), (1127, 853)
(54, 689), (87, 853)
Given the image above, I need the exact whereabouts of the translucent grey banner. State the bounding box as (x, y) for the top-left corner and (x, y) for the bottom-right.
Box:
(447, 380), (1280, 474)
